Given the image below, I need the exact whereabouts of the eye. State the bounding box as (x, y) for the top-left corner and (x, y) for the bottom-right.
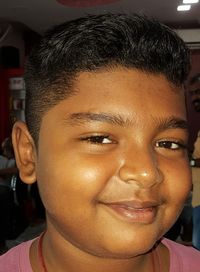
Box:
(155, 140), (187, 150)
(80, 135), (115, 145)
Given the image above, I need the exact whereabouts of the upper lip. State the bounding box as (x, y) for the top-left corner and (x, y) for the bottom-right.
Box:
(100, 200), (159, 209)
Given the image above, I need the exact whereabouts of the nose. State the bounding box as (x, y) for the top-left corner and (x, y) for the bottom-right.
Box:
(118, 147), (163, 189)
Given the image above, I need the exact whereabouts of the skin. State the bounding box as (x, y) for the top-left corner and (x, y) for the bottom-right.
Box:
(12, 67), (191, 272)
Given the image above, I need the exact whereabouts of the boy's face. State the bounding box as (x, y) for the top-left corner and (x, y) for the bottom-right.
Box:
(15, 67), (191, 258)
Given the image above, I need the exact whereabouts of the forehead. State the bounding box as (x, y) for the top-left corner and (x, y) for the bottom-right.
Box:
(69, 67), (185, 114)
(42, 67), (186, 130)
(73, 67), (182, 94)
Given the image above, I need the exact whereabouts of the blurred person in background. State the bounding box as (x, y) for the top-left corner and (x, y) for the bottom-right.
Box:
(191, 130), (200, 250)
(189, 73), (200, 113)
(189, 73), (200, 249)
(0, 137), (17, 254)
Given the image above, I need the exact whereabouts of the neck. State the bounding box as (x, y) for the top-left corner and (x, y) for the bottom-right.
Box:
(32, 230), (159, 272)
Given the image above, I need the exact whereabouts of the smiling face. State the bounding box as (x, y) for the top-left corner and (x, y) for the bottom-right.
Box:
(16, 67), (191, 258)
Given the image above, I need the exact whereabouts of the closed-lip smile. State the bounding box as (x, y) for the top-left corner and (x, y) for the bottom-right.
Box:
(100, 200), (159, 224)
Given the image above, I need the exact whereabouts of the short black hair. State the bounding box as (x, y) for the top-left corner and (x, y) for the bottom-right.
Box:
(25, 13), (190, 142)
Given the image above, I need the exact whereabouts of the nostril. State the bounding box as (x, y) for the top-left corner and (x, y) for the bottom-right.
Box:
(119, 164), (163, 189)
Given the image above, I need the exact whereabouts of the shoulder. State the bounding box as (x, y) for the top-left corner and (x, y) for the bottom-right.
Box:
(0, 240), (34, 272)
(162, 238), (200, 271)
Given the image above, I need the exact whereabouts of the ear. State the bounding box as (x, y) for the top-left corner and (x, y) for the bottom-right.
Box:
(12, 121), (37, 184)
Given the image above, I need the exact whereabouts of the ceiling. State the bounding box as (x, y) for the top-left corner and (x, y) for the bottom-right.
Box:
(0, 0), (200, 34)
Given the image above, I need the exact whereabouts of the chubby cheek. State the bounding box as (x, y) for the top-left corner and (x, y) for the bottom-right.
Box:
(35, 152), (117, 215)
(161, 160), (192, 229)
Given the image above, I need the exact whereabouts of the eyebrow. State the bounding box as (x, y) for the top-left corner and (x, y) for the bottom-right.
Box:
(66, 112), (188, 131)
(156, 116), (188, 131)
(67, 112), (132, 127)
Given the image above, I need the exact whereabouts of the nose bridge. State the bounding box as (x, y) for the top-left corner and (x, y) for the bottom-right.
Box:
(118, 144), (162, 188)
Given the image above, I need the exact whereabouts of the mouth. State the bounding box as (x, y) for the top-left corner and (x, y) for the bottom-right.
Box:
(100, 200), (159, 224)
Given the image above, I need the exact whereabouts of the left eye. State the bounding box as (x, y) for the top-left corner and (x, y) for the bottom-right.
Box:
(80, 135), (114, 144)
(155, 141), (186, 150)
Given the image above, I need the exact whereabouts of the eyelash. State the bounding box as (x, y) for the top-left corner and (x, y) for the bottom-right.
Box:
(155, 140), (187, 150)
(79, 136), (187, 152)
(80, 135), (115, 144)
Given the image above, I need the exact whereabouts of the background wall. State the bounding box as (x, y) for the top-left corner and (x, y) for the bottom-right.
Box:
(0, 22), (26, 66)
(186, 49), (200, 151)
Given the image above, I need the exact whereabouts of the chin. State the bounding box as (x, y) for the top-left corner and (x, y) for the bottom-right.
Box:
(93, 235), (157, 259)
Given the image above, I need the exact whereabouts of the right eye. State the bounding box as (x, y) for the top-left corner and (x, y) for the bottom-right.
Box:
(79, 135), (115, 145)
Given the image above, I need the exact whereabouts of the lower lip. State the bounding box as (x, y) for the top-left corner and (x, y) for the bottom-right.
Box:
(104, 204), (157, 224)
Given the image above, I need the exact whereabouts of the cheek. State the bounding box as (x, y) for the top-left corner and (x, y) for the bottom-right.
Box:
(35, 153), (118, 210)
(157, 161), (192, 235)
(163, 160), (192, 209)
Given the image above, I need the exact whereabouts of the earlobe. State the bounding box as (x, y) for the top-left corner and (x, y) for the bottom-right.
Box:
(12, 121), (37, 184)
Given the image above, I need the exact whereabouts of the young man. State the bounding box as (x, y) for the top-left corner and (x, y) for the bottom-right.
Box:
(1, 13), (200, 272)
